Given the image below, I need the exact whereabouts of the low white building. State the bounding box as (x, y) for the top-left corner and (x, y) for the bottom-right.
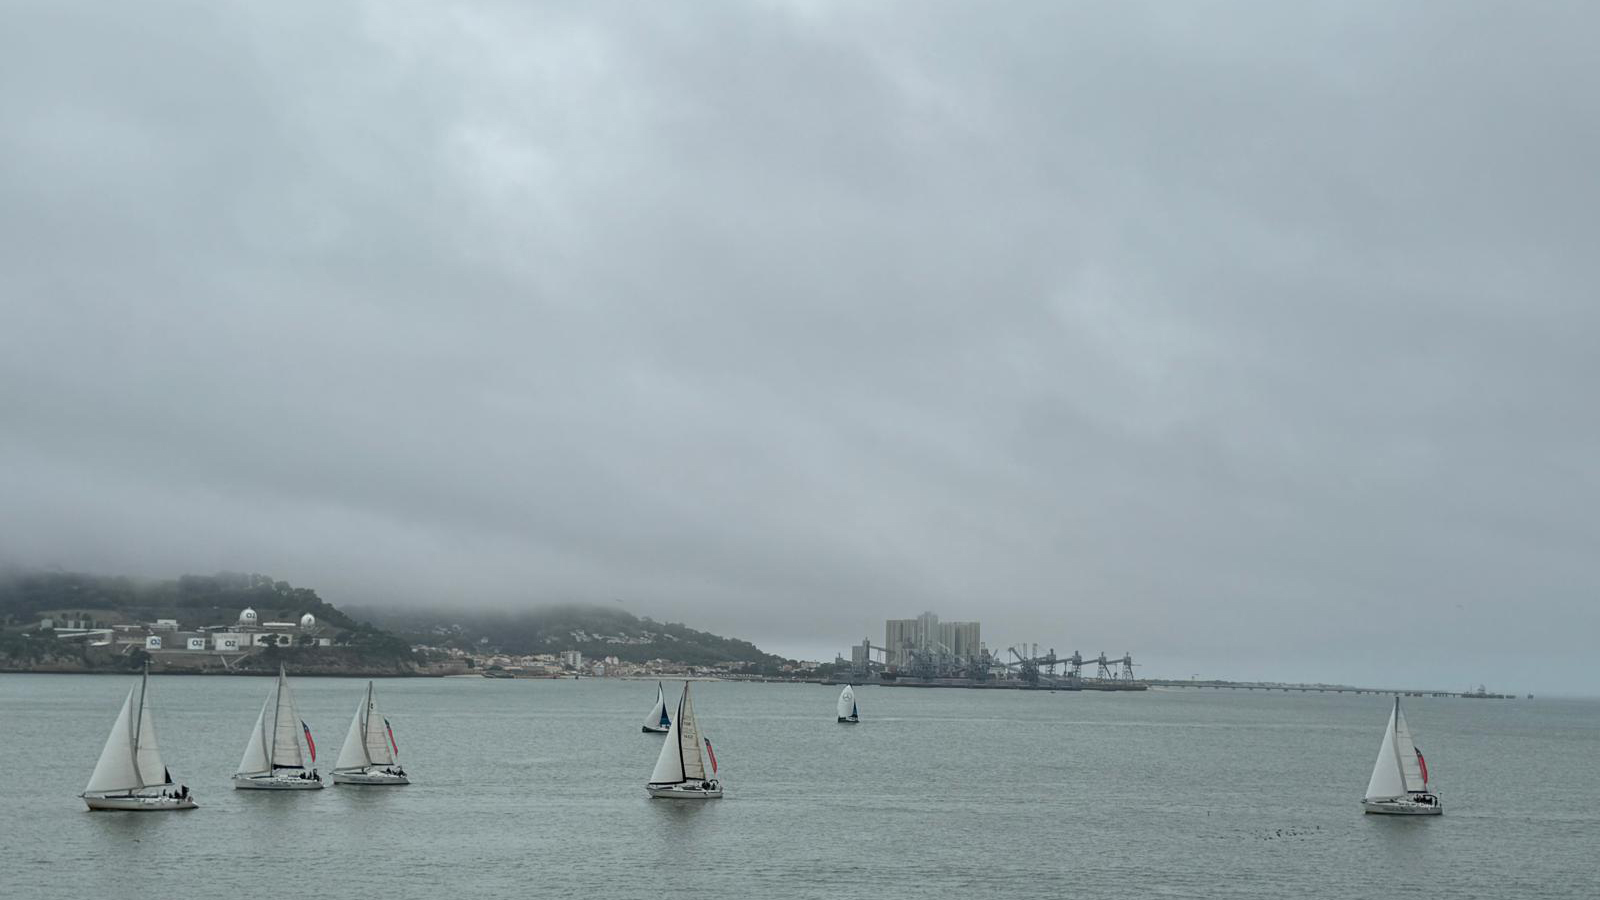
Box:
(186, 637), (207, 651)
(144, 635), (162, 650)
(212, 633), (243, 652)
(152, 619), (180, 631)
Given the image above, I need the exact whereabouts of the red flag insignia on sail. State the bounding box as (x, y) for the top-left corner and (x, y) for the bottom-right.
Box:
(704, 738), (718, 774)
(1415, 747), (1428, 785)
(302, 720), (316, 762)
(385, 717), (398, 755)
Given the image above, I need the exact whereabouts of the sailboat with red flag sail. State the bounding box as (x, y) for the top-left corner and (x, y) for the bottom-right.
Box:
(1361, 696), (1441, 815)
(646, 682), (722, 799)
(333, 681), (409, 785)
(233, 665), (324, 790)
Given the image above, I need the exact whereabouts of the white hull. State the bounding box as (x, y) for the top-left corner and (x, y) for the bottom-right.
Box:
(1363, 796), (1442, 815)
(233, 772), (324, 790)
(84, 793), (197, 811)
(642, 725), (670, 734)
(332, 768), (410, 785)
(648, 781), (723, 799)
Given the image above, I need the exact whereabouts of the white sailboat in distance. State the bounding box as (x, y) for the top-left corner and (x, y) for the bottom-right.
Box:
(837, 685), (859, 723)
(642, 681), (672, 734)
(1362, 696), (1441, 815)
(81, 667), (197, 811)
(332, 681), (409, 785)
(647, 682), (722, 799)
(233, 665), (324, 790)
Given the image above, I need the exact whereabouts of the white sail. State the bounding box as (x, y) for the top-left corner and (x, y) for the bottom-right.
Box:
(132, 674), (168, 784)
(1394, 703), (1427, 791)
(648, 701), (686, 785)
(237, 691), (272, 775)
(270, 667), (306, 769)
(837, 685), (856, 719)
(335, 695), (368, 771)
(679, 684), (707, 781)
(362, 684), (395, 766)
(1364, 700), (1407, 801)
(643, 682), (670, 730)
(85, 687), (141, 795)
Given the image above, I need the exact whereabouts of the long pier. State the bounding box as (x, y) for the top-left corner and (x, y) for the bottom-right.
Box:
(1144, 679), (1517, 699)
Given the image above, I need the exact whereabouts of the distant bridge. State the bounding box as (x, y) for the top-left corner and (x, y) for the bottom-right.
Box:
(1144, 679), (1516, 699)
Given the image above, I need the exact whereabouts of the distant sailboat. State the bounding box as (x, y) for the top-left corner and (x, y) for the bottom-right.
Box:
(642, 681), (672, 734)
(837, 685), (859, 723)
(233, 665), (324, 790)
(647, 682), (722, 799)
(332, 681), (409, 785)
(1362, 696), (1441, 815)
(81, 667), (197, 810)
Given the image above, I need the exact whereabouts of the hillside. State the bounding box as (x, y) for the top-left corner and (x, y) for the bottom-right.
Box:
(0, 569), (415, 669)
(354, 604), (787, 670)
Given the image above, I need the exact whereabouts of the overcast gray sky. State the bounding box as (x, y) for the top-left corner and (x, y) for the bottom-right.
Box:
(3, 1), (1597, 692)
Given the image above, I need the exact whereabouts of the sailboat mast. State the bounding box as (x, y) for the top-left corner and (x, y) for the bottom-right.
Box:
(129, 667), (148, 788)
(269, 667), (284, 769)
(676, 690), (688, 782)
(362, 682), (374, 767)
(1389, 697), (1407, 790)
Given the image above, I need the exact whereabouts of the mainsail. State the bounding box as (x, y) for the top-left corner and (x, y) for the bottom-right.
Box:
(363, 689), (396, 766)
(679, 684), (707, 781)
(270, 667), (305, 769)
(837, 685), (856, 719)
(132, 675), (167, 784)
(1393, 704), (1428, 791)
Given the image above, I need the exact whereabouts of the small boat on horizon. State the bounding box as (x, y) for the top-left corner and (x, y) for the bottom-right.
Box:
(642, 681), (671, 734)
(1362, 696), (1441, 815)
(646, 682), (722, 799)
(332, 681), (409, 785)
(233, 665), (324, 790)
(837, 684), (859, 723)
(81, 667), (197, 811)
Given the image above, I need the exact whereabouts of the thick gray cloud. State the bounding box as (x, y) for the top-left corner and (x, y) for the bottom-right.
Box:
(3, 1), (1597, 692)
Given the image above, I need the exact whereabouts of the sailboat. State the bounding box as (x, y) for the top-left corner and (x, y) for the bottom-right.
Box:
(646, 681), (722, 799)
(1362, 696), (1441, 815)
(233, 665), (324, 790)
(642, 681), (672, 734)
(332, 681), (409, 785)
(81, 667), (197, 811)
(837, 684), (859, 723)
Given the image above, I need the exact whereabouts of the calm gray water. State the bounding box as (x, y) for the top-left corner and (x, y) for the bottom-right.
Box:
(1, 674), (1595, 899)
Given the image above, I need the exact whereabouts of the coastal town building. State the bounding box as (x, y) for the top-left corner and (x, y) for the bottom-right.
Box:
(885, 612), (982, 669)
